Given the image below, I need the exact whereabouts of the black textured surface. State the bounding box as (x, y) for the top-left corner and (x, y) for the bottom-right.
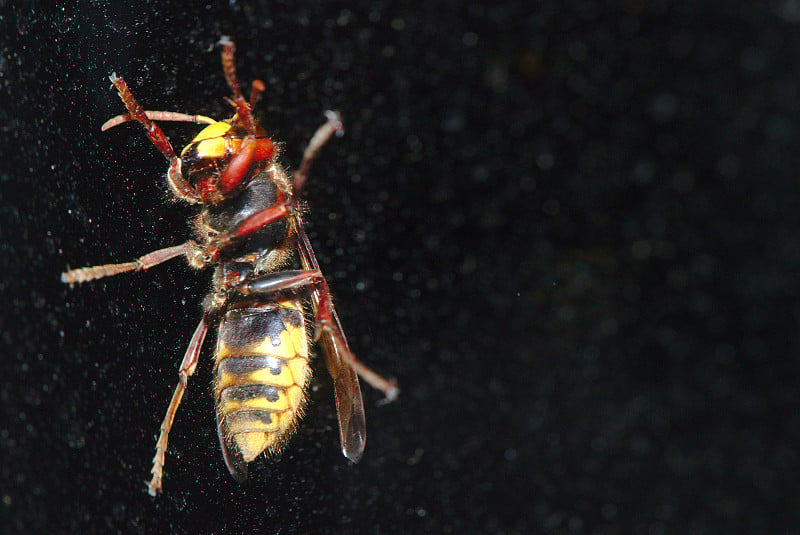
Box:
(3, 1), (800, 533)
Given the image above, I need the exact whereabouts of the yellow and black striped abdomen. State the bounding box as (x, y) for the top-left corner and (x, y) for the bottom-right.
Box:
(214, 299), (310, 463)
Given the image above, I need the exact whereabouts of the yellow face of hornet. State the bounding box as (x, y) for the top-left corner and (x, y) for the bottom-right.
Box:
(180, 121), (233, 160)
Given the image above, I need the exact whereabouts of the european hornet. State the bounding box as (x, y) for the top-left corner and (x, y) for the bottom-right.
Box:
(62, 37), (398, 496)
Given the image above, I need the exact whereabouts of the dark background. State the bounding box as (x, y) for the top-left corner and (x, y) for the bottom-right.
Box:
(2, 1), (800, 533)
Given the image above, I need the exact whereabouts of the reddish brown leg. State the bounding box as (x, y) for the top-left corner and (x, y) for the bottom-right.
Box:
(293, 111), (344, 199)
(218, 36), (255, 134)
(299, 228), (399, 400)
(288, 111), (396, 400)
(315, 295), (399, 402)
(232, 200), (289, 238)
(148, 315), (209, 496)
(61, 243), (190, 285)
(236, 266), (399, 401)
(108, 74), (201, 204)
(238, 269), (324, 295)
(205, 191), (291, 258)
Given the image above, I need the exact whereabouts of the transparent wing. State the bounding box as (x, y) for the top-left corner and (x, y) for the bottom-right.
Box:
(320, 324), (367, 462)
(293, 215), (367, 462)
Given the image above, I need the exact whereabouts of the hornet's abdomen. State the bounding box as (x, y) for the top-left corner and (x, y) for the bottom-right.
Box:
(214, 300), (310, 462)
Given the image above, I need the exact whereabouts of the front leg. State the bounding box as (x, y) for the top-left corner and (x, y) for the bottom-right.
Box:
(107, 74), (201, 204)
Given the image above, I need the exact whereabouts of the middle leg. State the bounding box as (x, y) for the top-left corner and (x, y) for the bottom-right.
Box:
(61, 243), (191, 285)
